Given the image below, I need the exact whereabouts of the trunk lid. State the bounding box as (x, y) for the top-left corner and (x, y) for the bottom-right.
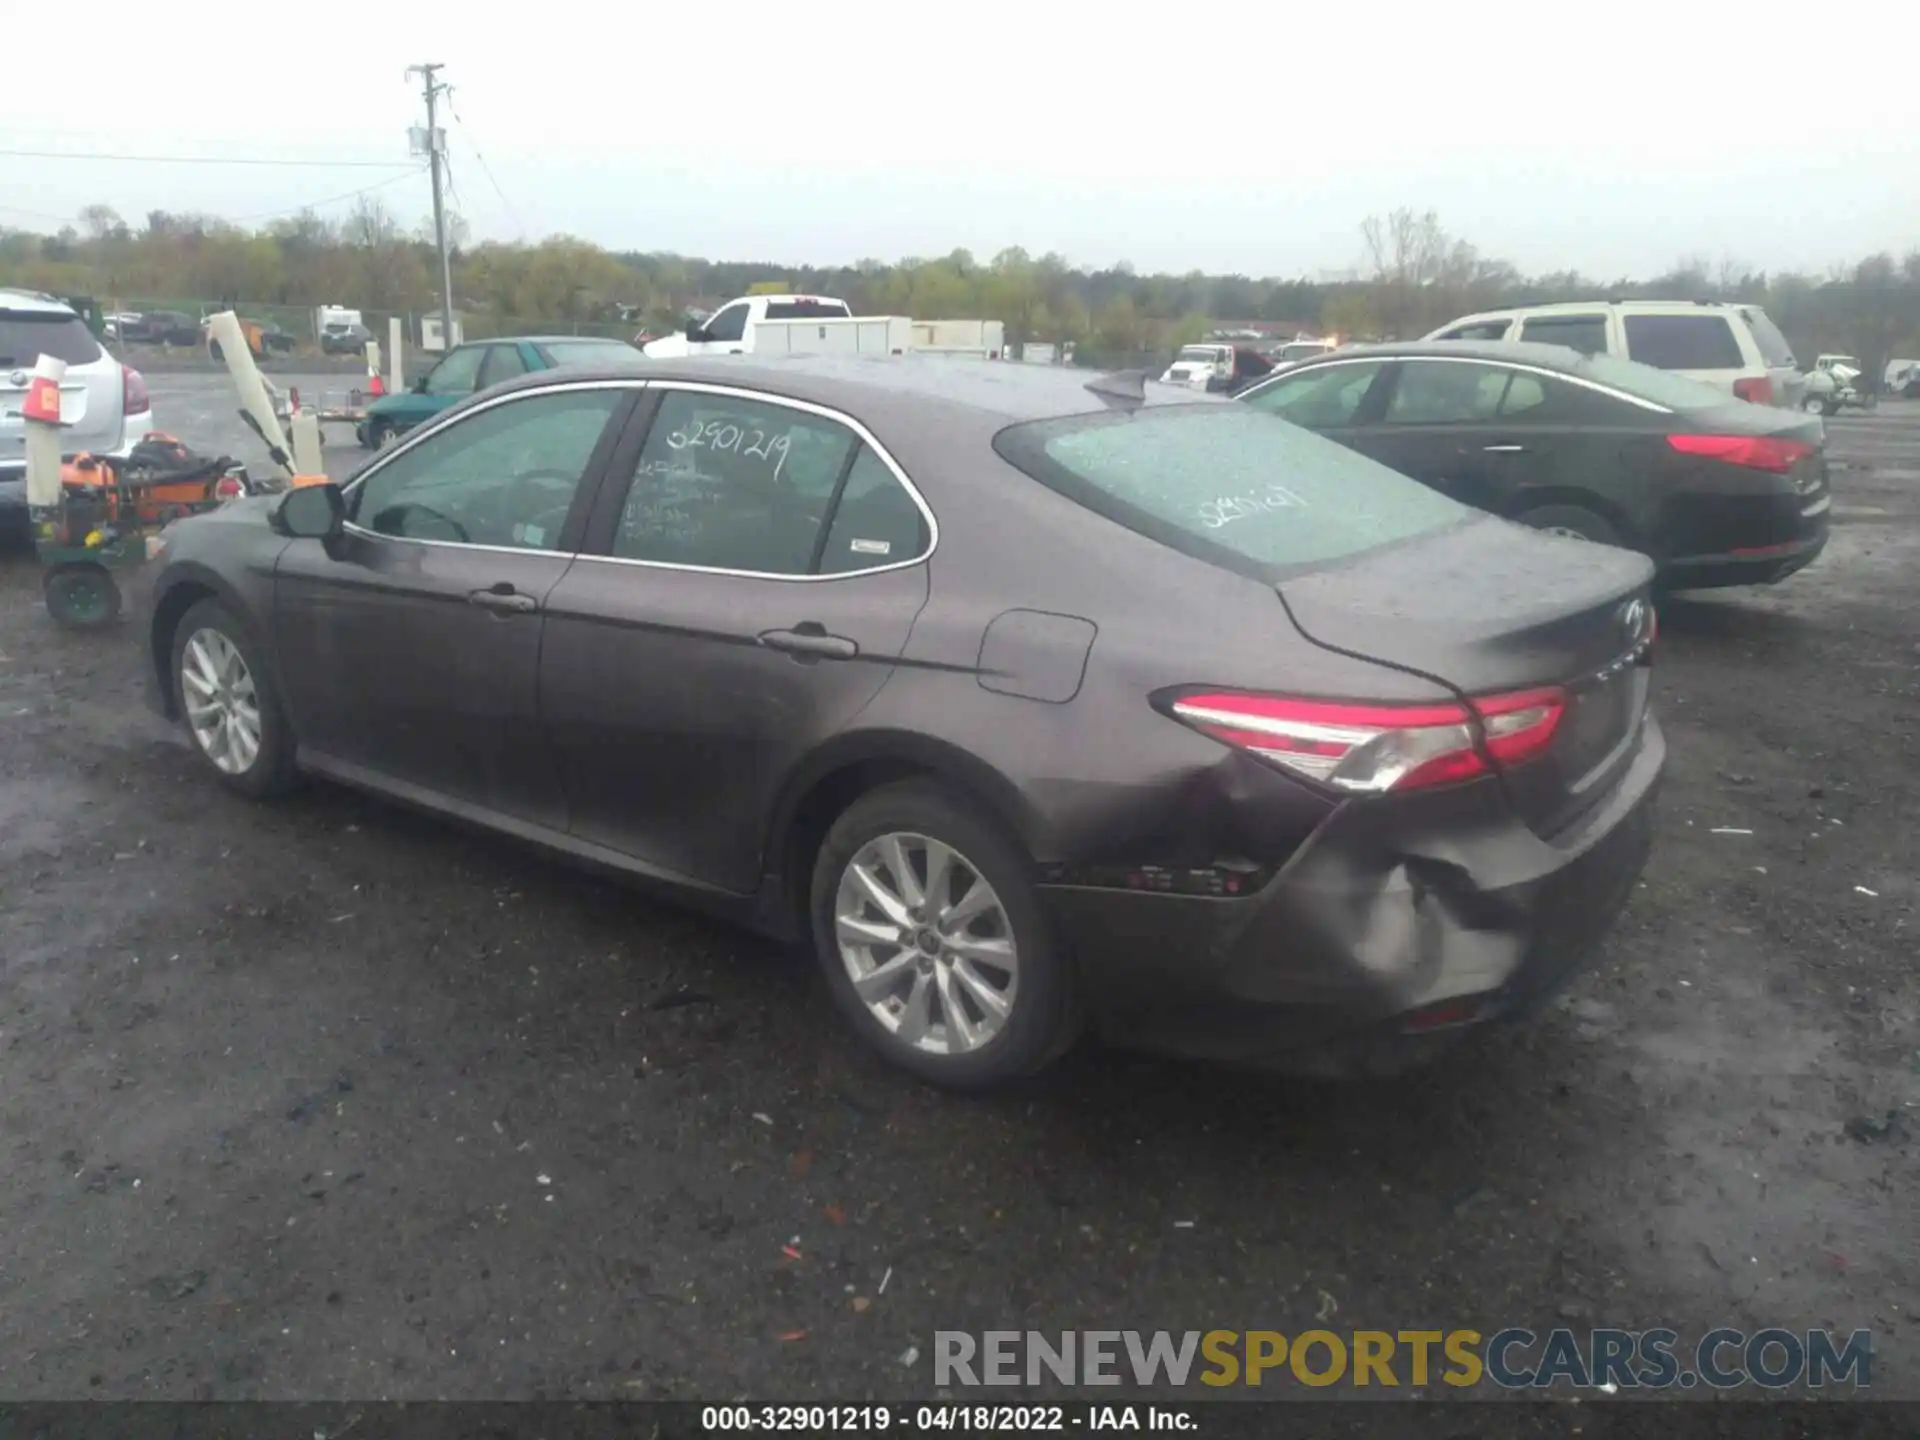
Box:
(1278, 517), (1656, 836)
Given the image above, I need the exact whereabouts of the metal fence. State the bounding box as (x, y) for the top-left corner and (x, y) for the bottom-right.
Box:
(98, 297), (641, 359)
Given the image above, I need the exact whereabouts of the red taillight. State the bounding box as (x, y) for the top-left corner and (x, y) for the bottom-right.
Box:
(1164, 686), (1566, 794)
(215, 476), (243, 500)
(1732, 376), (1773, 404)
(122, 365), (149, 416)
(1666, 433), (1813, 474)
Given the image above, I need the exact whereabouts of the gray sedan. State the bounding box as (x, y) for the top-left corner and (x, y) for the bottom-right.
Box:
(140, 356), (1664, 1088)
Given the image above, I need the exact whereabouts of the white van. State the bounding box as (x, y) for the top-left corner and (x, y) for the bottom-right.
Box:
(1425, 300), (1806, 410)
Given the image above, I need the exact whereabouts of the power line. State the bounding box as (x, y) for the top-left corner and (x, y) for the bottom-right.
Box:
(228, 168), (425, 224)
(444, 92), (523, 235)
(0, 147), (417, 168)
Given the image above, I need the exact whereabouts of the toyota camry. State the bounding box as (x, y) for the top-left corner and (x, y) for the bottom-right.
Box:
(141, 356), (1664, 1088)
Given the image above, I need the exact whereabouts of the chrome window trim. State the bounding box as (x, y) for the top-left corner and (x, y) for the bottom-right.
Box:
(1240, 353), (1674, 416)
(338, 378), (647, 557)
(572, 379), (939, 585)
(337, 377), (939, 582)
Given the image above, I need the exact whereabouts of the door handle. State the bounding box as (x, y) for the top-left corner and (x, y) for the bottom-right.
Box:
(759, 626), (858, 660)
(1482, 444), (1528, 454)
(468, 585), (539, 614)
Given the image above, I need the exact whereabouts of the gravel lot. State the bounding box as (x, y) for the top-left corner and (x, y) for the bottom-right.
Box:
(1, 374), (1915, 1405)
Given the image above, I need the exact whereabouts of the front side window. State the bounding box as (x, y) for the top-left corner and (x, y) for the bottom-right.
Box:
(1624, 314), (1744, 370)
(1518, 314), (1607, 356)
(703, 304), (750, 343)
(349, 389), (624, 548)
(994, 404), (1466, 574)
(1383, 362), (1510, 424)
(422, 345), (486, 396)
(1240, 361), (1385, 429)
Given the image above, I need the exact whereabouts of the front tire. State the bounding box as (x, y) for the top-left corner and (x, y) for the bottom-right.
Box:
(170, 599), (298, 798)
(810, 781), (1079, 1088)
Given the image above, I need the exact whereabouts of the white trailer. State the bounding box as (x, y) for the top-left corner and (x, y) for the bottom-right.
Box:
(747, 315), (1006, 360)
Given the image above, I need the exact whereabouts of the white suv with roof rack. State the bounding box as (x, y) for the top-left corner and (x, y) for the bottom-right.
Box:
(1424, 300), (1807, 411)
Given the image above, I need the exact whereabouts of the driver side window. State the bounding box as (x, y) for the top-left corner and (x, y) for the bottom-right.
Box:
(704, 304), (750, 344)
(422, 345), (486, 396)
(349, 389), (625, 550)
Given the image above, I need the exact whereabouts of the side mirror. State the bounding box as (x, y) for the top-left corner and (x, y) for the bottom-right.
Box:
(271, 481), (345, 541)
(412, 374), (431, 393)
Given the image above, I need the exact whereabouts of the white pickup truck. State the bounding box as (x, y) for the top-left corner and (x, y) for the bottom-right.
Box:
(641, 293), (1005, 361)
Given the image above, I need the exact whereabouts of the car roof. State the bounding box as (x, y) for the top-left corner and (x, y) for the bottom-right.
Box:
(493, 354), (1226, 422)
(489, 335), (638, 347)
(1446, 298), (1762, 322)
(0, 288), (79, 316)
(1274, 339), (1591, 370)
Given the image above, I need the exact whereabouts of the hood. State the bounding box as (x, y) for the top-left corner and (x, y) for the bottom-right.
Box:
(642, 335), (692, 359)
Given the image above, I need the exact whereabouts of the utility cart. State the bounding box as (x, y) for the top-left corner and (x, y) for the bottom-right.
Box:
(33, 439), (252, 629)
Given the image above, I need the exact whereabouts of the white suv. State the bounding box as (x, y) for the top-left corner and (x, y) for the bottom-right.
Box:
(1424, 300), (1806, 410)
(2, 289), (155, 539)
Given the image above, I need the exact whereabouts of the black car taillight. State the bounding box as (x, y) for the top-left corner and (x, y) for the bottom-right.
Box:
(1666, 434), (1813, 474)
(1162, 688), (1566, 794)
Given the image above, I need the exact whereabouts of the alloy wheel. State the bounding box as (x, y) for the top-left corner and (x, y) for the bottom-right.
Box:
(834, 832), (1020, 1056)
(181, 628), (262, 775)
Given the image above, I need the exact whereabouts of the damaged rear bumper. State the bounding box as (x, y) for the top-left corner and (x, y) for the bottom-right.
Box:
(1041, 712), (1665, 1077)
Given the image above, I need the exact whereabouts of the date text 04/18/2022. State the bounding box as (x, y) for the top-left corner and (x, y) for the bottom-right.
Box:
(699, 1404), (1195, 1431)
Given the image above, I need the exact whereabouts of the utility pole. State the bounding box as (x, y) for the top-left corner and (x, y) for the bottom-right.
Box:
(407, 63), (456, 351)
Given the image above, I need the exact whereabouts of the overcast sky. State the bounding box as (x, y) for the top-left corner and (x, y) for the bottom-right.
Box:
(5, 0), (1915, 280)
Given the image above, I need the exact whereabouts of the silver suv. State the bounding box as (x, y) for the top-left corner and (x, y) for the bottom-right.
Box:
(1425, 300), (1807, 411)
(1, 288), (154, 542)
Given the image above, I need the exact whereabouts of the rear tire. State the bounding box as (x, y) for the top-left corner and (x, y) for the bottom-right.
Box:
(170, 598), (299, 799)
(1515, 503), (1624, 547)
(809, 781), (1079, 1089)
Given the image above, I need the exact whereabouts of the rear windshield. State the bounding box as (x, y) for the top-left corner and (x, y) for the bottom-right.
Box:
(1623, 313), (1744, 371)
(1740, 308), (1796, 368)
(1571, 352), (1741, 411)
(764, 300), (852, 320)
(993, 404), (1466, 574)
(0, 310), (103, 367)
(539, 339), (640, 366)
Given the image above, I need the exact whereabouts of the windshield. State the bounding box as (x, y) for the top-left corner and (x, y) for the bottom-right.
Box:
(992, 404), (1466, 575)
(1571, 352), (1743, 411)
(1176, 346), (1227, 364)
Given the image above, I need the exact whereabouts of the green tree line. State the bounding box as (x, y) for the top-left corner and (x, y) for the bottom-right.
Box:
(5, 200), (1919, 373)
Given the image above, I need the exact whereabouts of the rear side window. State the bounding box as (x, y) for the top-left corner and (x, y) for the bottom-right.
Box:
(994, 405), (1466, 574)
(1741, 308), (1796, 368)
(1383, 362), (1509, 424)
(1518, 314), (1607, 356)
(0, 310), (103, 366)
(1624, 314), (1744, 370)
(764, 300), (852, 320)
